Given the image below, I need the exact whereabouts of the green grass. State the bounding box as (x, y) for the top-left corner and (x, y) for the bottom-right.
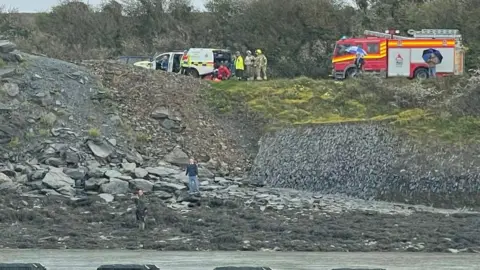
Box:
(39, 112), (57, 127)
(202, 76), (480, 143)
(87, 128), (101, 137)
(7, 137), (20, 148)
(38, 129), (50, 136)
(136, 132), (152, 142)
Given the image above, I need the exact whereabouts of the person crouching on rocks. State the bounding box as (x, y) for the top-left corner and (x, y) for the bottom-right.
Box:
(186, 158), (200, 195)
(134, 189), (147, 230)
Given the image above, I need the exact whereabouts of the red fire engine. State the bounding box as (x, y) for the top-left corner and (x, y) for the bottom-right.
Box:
(331, 29), (465, 80)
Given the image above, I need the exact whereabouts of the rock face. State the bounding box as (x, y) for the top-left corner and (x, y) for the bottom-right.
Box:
(0, 40), (23, 63)
(249, 122), (480, 208)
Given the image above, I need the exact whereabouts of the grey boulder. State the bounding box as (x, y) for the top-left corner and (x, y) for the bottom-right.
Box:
(100, 179), (129, 194)
(129, 179), (154, 192)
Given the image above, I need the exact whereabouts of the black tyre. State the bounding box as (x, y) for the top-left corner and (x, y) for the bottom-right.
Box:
(345, 67), (358, 79)
(187, 68), (199, 78)
(414, 68), (429, 79)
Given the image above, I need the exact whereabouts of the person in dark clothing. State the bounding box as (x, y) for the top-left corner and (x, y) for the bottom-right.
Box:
(134, 189), (147, 230)
(354, 52), (365, 74)
(185, 158), (199, 194)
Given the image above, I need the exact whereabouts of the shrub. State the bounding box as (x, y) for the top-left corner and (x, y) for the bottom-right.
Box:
(39, 112), (57, 127)
(88, 128), (101, 137)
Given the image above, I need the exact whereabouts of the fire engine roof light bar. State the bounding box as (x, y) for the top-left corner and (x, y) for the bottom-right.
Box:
(384, 29), (400, 34)
(411, 29), (462, 39)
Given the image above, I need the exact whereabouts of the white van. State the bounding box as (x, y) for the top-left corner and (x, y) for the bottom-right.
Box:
(134, 48), (232, 78)
(183, 48), (232, 77)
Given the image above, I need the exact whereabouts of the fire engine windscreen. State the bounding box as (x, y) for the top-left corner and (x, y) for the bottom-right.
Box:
(334, 43), (356, 56)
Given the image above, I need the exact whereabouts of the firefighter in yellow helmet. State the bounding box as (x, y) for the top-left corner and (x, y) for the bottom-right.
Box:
(254, 49), (267, 80)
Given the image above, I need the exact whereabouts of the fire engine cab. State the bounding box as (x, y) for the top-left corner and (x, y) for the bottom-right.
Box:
(331, 29), (465, 80)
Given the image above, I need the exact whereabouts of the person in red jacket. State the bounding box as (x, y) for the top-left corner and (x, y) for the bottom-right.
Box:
(217, 62), (231, 80)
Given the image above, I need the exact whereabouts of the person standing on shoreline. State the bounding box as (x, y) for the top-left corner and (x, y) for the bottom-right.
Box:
(186, 158), (200, 194)
(134, 189), (147, 230)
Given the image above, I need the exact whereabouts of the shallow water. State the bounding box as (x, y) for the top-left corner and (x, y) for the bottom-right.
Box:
(0, 250), (478, 270)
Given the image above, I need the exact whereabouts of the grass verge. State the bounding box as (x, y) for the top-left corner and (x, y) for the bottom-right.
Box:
(203, 75), (480, 144)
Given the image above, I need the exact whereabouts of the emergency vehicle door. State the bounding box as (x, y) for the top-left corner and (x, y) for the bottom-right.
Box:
(172, 53), (183, 73)
(363, 42), (386, 74)
(167, 53), (175, 72)
(188, 48), (214, 75)
(388, 48), (410, 77)
(150, 53), (160, 70)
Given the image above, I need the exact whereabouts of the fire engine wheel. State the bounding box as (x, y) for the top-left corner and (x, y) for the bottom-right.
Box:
(187, 68), (199, 78)
(414, 68), (429, 79)
(345, 68), (358, 78)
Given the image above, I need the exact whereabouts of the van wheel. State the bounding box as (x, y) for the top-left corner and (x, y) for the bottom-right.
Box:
(414, 68), (429, 79)
(187, 69), (199, 78)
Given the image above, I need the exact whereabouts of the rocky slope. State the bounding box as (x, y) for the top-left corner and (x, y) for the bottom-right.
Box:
(1, 40), (480, 253)
(82, 60), (251, 171)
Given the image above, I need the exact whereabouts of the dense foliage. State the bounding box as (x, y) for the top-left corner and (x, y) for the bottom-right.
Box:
(1, 0), (480, 77)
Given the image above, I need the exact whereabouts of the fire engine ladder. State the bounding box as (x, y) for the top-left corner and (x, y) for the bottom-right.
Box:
(410, 29), (462, 47)
(363, 30), (414, 40)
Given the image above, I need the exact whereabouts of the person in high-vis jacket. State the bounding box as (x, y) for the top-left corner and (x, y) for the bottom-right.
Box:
(179, 50), (189, 75)
(244, 50), (255, 80)
(254, 49), (267, 80)
(234, 51), (244, 80)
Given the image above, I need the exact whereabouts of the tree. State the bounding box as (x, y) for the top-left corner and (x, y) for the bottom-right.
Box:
(7, 0), (480, 76)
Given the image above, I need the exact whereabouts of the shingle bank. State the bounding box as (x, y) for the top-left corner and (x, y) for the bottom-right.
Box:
(249, 122), (480, 208)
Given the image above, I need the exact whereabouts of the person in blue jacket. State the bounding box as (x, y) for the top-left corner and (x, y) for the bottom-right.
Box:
(185, 158), (200, 194)
(159, 55), (168, 71)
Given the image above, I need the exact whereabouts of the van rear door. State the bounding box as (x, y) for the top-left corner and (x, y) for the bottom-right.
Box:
(188, 48), (214, 76)
(213, 50), (232, 66)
